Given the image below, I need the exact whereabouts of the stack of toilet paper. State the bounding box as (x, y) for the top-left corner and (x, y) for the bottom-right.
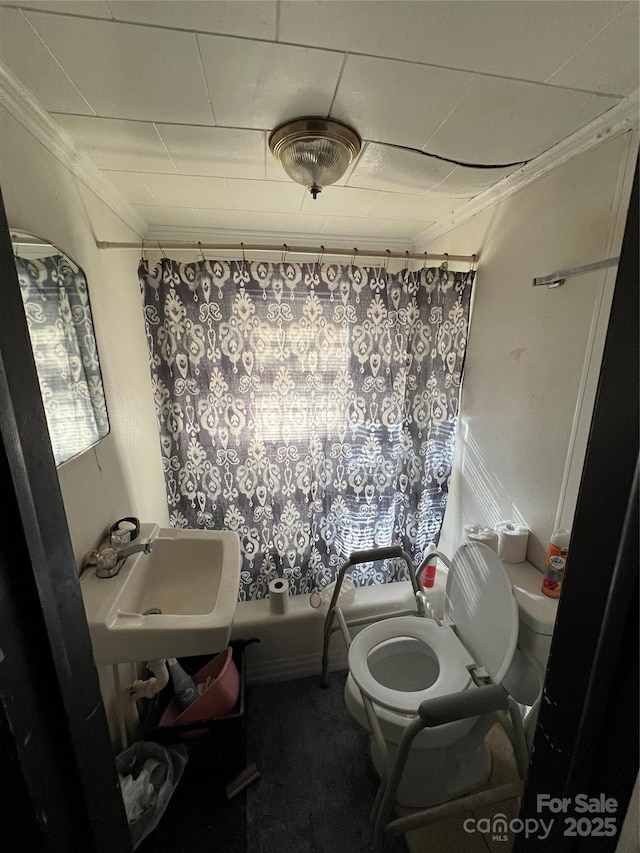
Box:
(496, 521), (529, 563)
(463, 523), (498, 553)
(463, 521), (529, 563)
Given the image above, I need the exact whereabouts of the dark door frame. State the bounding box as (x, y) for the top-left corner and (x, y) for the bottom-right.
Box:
(515, 160), (639, 848)
(0, 187), (131, 851)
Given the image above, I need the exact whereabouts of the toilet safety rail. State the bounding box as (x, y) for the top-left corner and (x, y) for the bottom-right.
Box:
(320, 545), (451, 689)
(372, 684), (527, 853)
(319, 545), (531, 853)
(320, 546), (414, 689)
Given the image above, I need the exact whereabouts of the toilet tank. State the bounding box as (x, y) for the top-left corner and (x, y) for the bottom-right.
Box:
(502, 560), (559, 672)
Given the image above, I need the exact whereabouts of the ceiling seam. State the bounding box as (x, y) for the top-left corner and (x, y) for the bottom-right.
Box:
(327, 52), (349, 118)
(543, 2), (634, 90)
(194, 33), (217, 126)
(151, 123), (180, 175)
(19, 8), (97, 116)
(11, 4), (629, 100)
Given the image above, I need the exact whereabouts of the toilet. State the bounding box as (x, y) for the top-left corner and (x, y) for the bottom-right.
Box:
(345, 541), (546, 808)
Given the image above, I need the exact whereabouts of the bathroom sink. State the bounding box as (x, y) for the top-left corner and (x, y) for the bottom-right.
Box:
(80, 523), (241, 665)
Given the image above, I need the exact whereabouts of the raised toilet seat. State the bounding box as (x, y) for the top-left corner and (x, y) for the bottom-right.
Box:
(348, 616), (474, 714)
(344, 542), (522, 807)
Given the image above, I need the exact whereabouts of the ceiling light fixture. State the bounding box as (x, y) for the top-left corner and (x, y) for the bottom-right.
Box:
(269, 117), (361, 199)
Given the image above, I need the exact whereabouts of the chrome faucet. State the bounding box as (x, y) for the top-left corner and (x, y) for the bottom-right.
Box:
(91, 539), (154, 579)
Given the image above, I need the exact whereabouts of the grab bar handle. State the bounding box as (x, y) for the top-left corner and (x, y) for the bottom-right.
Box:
(418, 683), (508, 727)
(320, 545), (417, 688)
(346, 545), (404, 565)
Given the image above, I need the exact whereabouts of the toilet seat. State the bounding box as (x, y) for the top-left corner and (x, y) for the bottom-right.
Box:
(348, 616), (475, 715)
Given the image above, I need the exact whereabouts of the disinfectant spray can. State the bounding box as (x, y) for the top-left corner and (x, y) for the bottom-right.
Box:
(541, 528), (570, 599)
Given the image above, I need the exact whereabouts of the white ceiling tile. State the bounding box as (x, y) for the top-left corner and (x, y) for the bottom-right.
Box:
(0, 7), (95, 113)
(101, 170), (158, 205)
(138, 174), (232, 209)
(52, 115), (177, 172)
(381, 219), (435, 240)
(300, 186), (381, 217)
(193, 209), (263, 231)
(107, 1), (277, 39)
(227, 179), (306, 214)
(546, 3), (640, 96)
(260, 212), (326, 234)
(348, 143), (455, 195)
(25, 12), (213, 123)
(198, 36), (344, 129)
(331, 54), (474, 150)
(133, 205), (200, 227)
(155, 125), (265, 179)
(431, 165), (518, 198)
(366, 192), (452, 222)
(425, 78), (620, 163)
(280, 1), (628, 83)
(320, 216), (409, 240)
(418, 197), (475, 240)
(8, 1), (113, 18)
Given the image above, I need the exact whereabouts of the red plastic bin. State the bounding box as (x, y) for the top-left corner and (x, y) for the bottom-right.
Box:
(159, 646), (240, 727)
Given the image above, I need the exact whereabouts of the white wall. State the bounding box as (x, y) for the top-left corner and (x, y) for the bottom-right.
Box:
(1, 106), (169, 745)
(424, 131), (637, 569)
(0, 106), (169, 568)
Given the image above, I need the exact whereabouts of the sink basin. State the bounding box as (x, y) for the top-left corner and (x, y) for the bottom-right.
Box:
(80, 523), (241, 665)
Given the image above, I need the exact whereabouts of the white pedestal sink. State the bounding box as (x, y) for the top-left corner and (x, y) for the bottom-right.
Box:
(80, 523), (241, 665)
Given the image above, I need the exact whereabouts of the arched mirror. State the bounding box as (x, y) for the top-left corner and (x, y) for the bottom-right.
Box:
(10, 230), (109, 466)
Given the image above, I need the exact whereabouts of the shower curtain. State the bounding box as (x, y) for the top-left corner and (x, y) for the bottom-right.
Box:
(139, 257), (474, 600)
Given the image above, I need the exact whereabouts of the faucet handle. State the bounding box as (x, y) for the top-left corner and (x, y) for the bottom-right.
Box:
(82, 549), (100, 570)
(110, 527), (131, 547)
(110, 516), (140, 542)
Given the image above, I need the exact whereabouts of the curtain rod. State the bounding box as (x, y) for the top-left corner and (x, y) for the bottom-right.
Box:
(95, 240), (477, 265)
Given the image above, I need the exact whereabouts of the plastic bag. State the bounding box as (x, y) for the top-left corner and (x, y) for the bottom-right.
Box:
(319, 577), (355, 608)
(116, 740), (188, 849)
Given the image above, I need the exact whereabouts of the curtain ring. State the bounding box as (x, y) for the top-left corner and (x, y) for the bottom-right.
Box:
(317, 244), (325, 268)
(197, 241), (206, 262)
(423, 251), (428, 271)
(440, 252), (448, 272)
(140, 239), (147, 262)
(350, 247), (358, 268)
(384, 248), (391, 273)
(158, 241), (167, 259)
(281, 243), (288, 264)
(470, 253), (478, 272)
(241, 241), (247, 264)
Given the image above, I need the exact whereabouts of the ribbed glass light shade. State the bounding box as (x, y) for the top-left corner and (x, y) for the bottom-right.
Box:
(269, 118), (361, 198)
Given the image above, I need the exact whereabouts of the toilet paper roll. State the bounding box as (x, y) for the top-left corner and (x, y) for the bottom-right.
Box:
(463, 523), (499, 553)
(269, 578), (289, 615)
(496, 521), (529, 563)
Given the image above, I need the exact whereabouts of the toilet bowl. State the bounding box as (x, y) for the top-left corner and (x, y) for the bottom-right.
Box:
(345, 541), (534, 808)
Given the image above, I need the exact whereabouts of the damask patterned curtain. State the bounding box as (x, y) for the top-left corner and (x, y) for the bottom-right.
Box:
(139, 257), (474, 600)
(14, 254), (108, 465)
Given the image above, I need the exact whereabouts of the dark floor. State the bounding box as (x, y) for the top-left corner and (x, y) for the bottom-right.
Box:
(135, 739), (247, 853)
(134, 665), (408, 853)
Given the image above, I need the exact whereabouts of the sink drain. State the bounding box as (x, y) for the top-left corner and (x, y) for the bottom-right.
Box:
(142, 607), (162, 616)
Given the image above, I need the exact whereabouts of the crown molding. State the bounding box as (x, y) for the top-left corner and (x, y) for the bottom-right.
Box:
(2, 56), (637, 253)
(414, 91), (640, 248)
(0, 64), (145, 237)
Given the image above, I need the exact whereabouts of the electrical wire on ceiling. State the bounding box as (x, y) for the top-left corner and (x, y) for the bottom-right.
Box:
(377, 141), (531, 171)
